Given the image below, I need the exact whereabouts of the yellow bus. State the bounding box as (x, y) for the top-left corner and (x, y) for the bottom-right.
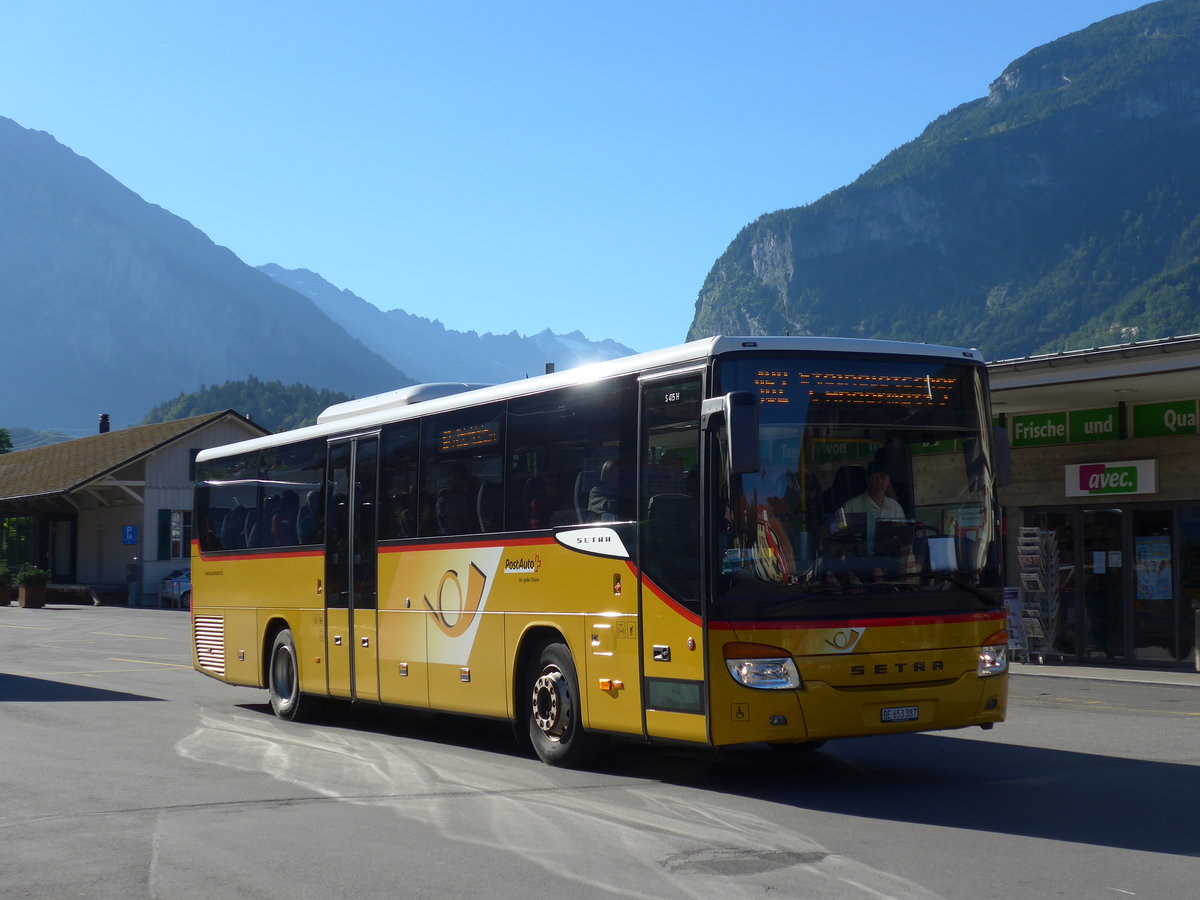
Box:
(191, 336), (1008, 766)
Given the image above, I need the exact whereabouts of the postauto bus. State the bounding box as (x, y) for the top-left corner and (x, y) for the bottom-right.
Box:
(191, 336), (1007, 766)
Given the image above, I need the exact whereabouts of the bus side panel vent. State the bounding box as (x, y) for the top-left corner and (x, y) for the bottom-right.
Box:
(194, 615), (227, 677)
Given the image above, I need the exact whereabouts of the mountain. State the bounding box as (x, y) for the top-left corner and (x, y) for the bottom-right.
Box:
(688, 0), (1200, 361)
(0, 115), (409, 431)
(257, 264), (637, 383)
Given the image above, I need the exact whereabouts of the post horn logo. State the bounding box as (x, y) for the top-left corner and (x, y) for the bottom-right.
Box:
(425, 563), (487, 637)
(824, 628), (864, 653)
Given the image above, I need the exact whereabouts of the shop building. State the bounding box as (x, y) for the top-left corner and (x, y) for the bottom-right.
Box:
(989, 335), (1200, 669)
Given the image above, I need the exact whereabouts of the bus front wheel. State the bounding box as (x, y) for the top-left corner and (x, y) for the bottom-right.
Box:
(268, 628), (309, 721)
(526, 641), (595, 767)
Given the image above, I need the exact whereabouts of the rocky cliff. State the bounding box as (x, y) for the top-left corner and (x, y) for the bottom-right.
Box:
(688, 0), (1200, 360)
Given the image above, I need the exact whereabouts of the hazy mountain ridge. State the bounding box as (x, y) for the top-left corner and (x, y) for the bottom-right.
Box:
(688, 0), (1200, 360)
(0, 115), (408, 431)
(258, 264), (637, 384)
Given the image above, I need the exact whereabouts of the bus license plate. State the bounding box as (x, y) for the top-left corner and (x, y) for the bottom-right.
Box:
(880, 706), (919, 723)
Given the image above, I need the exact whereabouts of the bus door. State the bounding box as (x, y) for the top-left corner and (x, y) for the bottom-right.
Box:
(638, 372), (709, 744)
(325, 435), (380, 702)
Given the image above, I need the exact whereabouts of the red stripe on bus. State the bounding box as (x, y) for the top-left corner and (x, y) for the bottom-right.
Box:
(196, 548), (325, 562)
(638, 572), (703, 626)
(377, 535), (559, 554)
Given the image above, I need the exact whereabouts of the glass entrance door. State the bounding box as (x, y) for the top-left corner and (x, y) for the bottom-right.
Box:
(1081, 508), (1125, 660)
(325, 436), (380, 702)
(1132, 508), (1175, 662)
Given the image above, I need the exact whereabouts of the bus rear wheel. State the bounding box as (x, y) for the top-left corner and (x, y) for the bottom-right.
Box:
(526, 641), (595, 767)
(268, 628), (310, 721)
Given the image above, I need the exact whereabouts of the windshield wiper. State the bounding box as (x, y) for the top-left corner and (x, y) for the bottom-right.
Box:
(753, 585), (849, 613)
(932, 575), (998, 604)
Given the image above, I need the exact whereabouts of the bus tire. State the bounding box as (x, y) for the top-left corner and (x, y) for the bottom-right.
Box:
(526, 641), (595, 767)
(268, 628), (309, 721)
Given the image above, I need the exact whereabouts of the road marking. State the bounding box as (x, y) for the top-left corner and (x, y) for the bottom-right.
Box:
(17, 668), (176, 676)
(0, 623), (52, 631)
(108, 657), (193, 670)
(92, 631), (169, 640)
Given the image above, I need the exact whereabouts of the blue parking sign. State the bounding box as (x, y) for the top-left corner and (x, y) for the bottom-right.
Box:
(122, 526), (139, 545)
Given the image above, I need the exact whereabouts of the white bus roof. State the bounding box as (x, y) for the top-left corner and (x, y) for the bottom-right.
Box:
(196, 335), (984, 463)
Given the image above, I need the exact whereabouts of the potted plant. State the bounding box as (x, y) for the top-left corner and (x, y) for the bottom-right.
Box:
(0, 564), (12, 606)
(17, 567), (52, 609)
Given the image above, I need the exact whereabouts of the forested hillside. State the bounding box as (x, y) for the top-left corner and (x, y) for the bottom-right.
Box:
(142, 378), (351, 433)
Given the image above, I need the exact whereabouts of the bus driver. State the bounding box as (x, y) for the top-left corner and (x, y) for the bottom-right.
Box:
(836, 464), (905, 548)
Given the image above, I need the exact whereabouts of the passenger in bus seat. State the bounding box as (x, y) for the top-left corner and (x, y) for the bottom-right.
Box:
(586, 460), (620, 521)
(527, 468), (569, 528)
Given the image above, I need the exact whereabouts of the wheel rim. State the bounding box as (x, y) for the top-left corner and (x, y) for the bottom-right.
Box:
(272, 645), (296, 706)
(531, 665), (571, 742)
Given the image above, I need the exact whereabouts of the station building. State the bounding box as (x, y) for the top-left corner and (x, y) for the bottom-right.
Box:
(0, 411), (266, 605)
(990, 335), (1200, 669)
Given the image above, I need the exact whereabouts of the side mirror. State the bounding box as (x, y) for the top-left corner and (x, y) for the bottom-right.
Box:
(701, 391), (760, 474)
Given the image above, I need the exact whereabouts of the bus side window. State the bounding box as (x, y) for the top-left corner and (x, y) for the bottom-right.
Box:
(506, 379), (636, 531)
(419, 404), (504, 537)
(379, 423), (420, 539)
(197, 451), (260, 552)
(260, 438), (326, 547)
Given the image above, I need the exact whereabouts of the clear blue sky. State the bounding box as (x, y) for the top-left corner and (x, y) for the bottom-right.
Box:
(2, 0), (1142, 353)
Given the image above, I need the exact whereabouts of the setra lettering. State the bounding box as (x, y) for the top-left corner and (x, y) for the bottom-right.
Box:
(850, 661), (943, 676)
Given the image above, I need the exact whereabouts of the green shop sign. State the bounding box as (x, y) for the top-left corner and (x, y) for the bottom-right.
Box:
(1132, 399), (1198, 438)
(1009, 398), (1200, 447)
(1010, 412), (1068, 447)
(1068, 407), (1119, 443)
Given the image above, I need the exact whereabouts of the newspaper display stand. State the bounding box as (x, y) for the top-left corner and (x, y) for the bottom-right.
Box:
(1016, 527), (1062, 663)
(1003, 586), (1028, 655)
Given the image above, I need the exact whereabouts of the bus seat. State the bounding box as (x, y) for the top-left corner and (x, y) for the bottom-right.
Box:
(574, 469), (599, 522)
(477, 480), (503, 532)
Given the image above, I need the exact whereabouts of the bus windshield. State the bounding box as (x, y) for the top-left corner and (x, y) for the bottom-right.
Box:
(714, 354), (1000, 619)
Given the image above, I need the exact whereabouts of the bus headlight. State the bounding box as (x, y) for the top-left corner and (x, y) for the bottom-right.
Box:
(724, 642), (802, 690)
(978, 630), (1008, 677)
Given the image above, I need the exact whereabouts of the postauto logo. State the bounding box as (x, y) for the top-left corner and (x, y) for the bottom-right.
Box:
(1078, 463), (1138, 495)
